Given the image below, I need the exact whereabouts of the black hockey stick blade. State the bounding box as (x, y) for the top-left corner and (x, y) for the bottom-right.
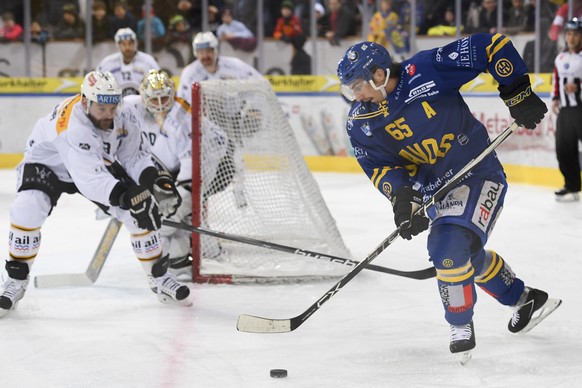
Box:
(237, 122), (520, 333)
(34, 218), (122, 288)
(162, 219), (436, 280)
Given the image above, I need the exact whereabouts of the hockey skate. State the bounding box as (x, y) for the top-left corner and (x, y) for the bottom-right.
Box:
(148, 272), (192, 307)
(0, 277), (29, 318)
(450, 321), (475, 365)
(554, 187), (580, 202)
(508, 287), (562, 334)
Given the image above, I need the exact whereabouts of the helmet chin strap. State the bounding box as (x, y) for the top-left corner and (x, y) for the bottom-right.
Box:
(368, 67), (391, 99)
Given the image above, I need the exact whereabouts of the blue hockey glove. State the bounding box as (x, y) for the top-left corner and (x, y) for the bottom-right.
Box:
(498, 74), (547, 130)
(391, 186), (430, 240)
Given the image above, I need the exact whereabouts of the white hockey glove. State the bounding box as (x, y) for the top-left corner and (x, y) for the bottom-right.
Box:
(152, 173), (182, 218)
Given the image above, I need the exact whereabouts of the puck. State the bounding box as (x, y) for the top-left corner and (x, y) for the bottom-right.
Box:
(270, 369), (288, 378)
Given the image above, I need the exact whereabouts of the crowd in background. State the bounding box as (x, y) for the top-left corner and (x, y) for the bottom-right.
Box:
(0, 0), (574, 73)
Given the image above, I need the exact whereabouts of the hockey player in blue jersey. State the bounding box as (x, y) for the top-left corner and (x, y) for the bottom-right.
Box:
(337, 34), (561, 363)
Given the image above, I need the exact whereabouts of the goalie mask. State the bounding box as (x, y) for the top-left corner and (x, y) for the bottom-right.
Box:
(140, 69), (176, 114)
(193, 31), (218, 58)
(337, 42), (392, 101)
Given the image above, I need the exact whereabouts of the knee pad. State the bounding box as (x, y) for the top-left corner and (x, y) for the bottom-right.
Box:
(475, 250), (524, 306)
(8, 224), (41, 262)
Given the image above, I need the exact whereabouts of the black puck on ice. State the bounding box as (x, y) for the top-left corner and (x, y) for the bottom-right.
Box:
(270, 369), (288, 378)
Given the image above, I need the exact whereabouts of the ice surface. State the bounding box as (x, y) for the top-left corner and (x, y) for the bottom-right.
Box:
(0, 169), (580, 388)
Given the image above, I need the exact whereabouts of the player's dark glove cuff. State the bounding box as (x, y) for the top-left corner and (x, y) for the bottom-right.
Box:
(391, 186), (430, 240)
(498, 74), (548, 130)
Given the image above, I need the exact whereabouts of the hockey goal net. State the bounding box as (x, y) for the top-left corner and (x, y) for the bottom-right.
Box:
(191, 79), (351, 284)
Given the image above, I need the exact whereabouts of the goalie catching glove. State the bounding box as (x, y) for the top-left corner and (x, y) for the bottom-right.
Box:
(498, 74), (547, 130)
(391, 186), (430, 240)
(119, 185), (161, 231)
(151, 172), (182, 218)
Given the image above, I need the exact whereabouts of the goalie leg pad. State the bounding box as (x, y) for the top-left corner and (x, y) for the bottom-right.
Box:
(475, 250), (525, 306)
(429, 224), (478, 326)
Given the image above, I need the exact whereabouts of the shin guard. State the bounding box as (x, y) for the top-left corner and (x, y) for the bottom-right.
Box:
(475, 250), (524, 306)
(131, 231), (163, 274)
(8, 224), (41, 269)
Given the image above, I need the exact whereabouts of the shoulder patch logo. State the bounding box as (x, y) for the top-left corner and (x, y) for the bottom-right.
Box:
(495, 59), (513, 77)
(79, 143), (90, 150)
(448, 52), (459, 60)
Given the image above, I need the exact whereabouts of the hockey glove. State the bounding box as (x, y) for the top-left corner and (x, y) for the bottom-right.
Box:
(498, 74), (547, 130)
(391, 186), (430, 240)
(152, 173), (182, 218)
(120, 185), (162, 231)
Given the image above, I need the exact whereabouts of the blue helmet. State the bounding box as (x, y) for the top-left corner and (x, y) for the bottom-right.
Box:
(337, 42), (392, 101)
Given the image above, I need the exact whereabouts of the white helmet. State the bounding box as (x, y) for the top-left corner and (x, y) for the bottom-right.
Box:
(81, 71), (122, 112)
(192, 31), (218, 58)
(139, 69), (175, 114)
(114, 27), (137, 44)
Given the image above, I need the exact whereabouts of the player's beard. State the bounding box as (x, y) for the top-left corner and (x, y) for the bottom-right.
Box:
(88, 114), (114, 131)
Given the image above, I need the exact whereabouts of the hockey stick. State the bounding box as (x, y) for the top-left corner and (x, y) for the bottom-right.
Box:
(34, 218), (122, 288)
(236, 121), (520, 333)
(162, 219), (436, 280)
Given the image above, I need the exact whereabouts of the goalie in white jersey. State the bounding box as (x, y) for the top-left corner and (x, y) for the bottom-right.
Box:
(0, 71), (190, 318)
(97, 28), (160, 97)
(178, 31), (263, 211)
(123, 69), (228, 279)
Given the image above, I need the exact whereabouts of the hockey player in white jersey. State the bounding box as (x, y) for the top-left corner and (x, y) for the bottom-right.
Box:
(178, 31), (263, 211)
(97, 28), (160, 97)
(123, 69), (227, 279)
(0, 71), (189, 318)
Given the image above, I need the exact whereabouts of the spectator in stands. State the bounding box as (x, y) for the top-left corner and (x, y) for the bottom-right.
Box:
(324, 0), (356, 46)
(51, 3), (85, 41)
(233, 0), (257, 35)
(367, 0), (400, 49)
(313, 2), (330, 37)
(419, 0), (449, 35)
(30, 20), (50, 44)
(136, 4), (166, 51)
(166, 14), (192, 45)
(40, 0), (79, 26)
(522, 19), (558, 73)
(92, 0), (113, 43)
(550, 0), (582, 41)
(504, 0), (534, 35)
(111, 0), (138, 33)
(427, 6), (463, 36)
(0, 12), (23, 42)
(466, 0), (498, 34)
(273, 0), (303, 43)
(216, 8), (257, 52)
(290, 34), (311, 75)
(177, 0), (223, 34)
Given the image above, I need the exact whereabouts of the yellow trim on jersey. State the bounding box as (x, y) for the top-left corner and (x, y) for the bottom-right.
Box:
(174, 96), (191, 113)
(475, 251), (503, 283)
(349, 109), (386, 120)
(436, 261), (475, 282)
(56, 94), (81, 134)
(486, 34), (510, 63)
(372, 166), (390, 189)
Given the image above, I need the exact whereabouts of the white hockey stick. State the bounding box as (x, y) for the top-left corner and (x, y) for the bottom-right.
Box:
(237, 121), (520, 333)
(34, 218), (122, 288)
